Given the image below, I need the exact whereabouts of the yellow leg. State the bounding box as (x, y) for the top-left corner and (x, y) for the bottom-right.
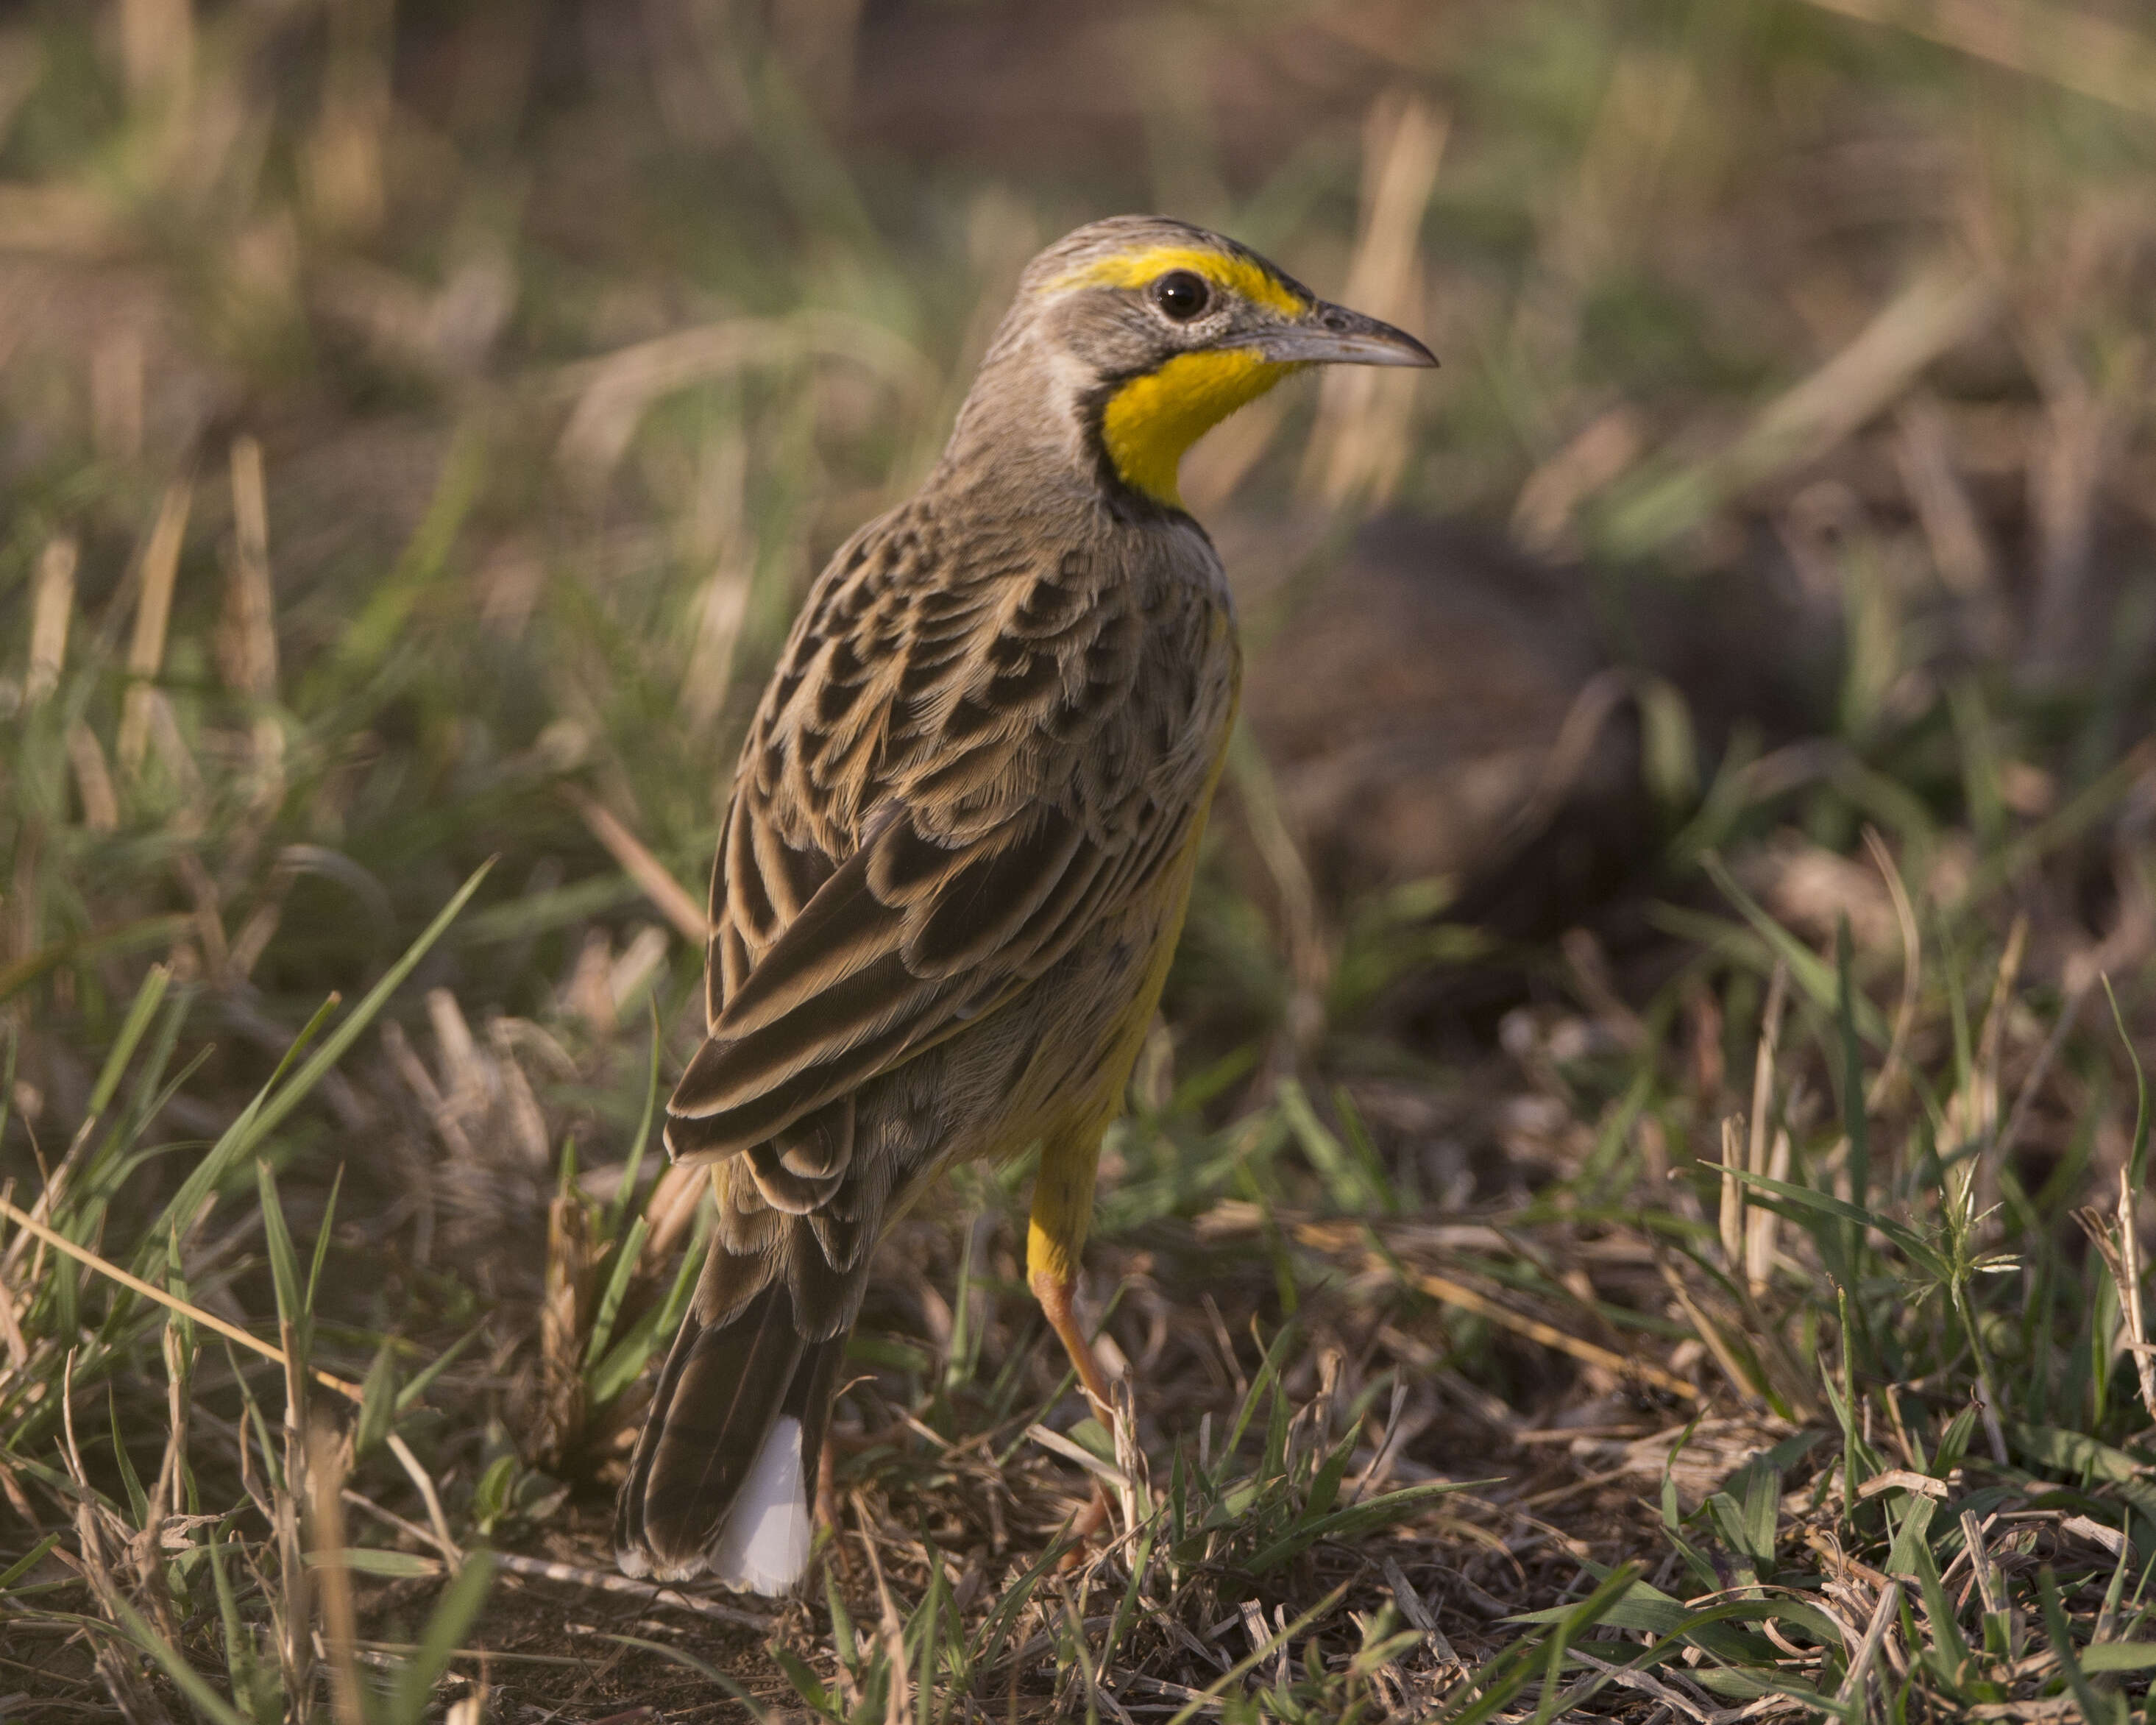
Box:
(1031, 1264), (1116, 1420)
(1026, 1126), (1117, 1423)
(1029, 1133), (1120, 1560)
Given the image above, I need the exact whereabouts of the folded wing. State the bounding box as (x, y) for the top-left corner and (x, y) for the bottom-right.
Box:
(664, 511), (1227, 1169)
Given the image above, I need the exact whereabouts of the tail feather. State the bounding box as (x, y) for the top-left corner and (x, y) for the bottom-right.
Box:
(707, 1414), (810, 1593)
(614, 1239), (852, 1591)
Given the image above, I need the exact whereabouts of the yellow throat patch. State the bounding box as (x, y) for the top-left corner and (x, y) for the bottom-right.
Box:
(1100, 349), (1296, 508)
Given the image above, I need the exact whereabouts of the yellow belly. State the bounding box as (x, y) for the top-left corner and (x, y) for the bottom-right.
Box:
(1021, 722), (1234, 1286)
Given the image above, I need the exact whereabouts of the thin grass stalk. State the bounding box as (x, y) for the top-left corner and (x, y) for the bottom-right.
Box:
(224, 433), (286, 807)
(306, 1420), (368, 1725)
(1718, 1114), (1745, 1276)
(561, 786), (709, 944)
(2117, 1165), (2156, 1420)
(1747, 959), (1789, 1196)
(60, 1350), (172, 1723)
(1834, 1577), (1901, 1710)
(1658, 1255), (1760, 1402)
(1746, 1126), (1791, 1296)
(1299, 91), (1446, 508)
(26, 535), (77, 707)
(118, 481), (193, 776)
(1860, 826), (1921, 1111)
(276, 1319), (313, 1720)
(1960, 912), (2026, 1225)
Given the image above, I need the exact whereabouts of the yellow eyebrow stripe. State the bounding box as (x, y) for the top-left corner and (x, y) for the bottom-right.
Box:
(1056, 244), (1307, 316)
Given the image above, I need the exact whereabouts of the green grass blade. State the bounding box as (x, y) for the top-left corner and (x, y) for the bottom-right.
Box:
(87, 962), (173, 1118)
(151, 860), (494, 1253)
(2037, 1565), (2117, 1725)
(255, 1160), (306, 1355)
(1702, 854), (1887, 1042)
(304, 1163), (343, 1317)
(1835, 918), (1870, 1278)
(2104, 979), (2149, 1195)
(388, 1548), (496, 1724)
(0, 1531), (61, 1591)
(1247, 1478), (1481, 1576)
(205, 1525), (269, 1725)
(110, 1597), (252, 1725)
(0, 915), (192, 1007)
(396, 1322), (484, 1413)
(607, 1001), (664, 1237)
(587, 1206), (709, 1405)
(107, 1386), (151, 1528)
(356, 1342), (400, 1458)
(581, 1216), (649, 1372)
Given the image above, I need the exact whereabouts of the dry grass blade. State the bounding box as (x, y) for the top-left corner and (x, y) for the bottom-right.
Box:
(0, 1193), (363, 1403)
(1303, 1228), (1699, 1399)
(561, 786), (710, 944)
(119, 0), (194, 109)
(1893, 396), (1996, 605)
(1961, 1510), (2004, 1619)
(680, 558), (752, 733)
(2077, 1166), (2156, 1425)
(307, 1420), (370, 1725)
(1745, 962), (1787, 1194)
(1836, 1579), (1903, 1707)
(533, 1177), (592, 1468)
(272, 1320), (322, 1714)
(1656, 1257), (1762, 1403)
(2110, 1159), (2155, 1420)
(385, 1432), (462, 1565)
(308, 0), (390, 237)
(1511, 407), (1646, 554)
(1300, 90), (1447, 508)
(1750, 263), (2000, 470)
(486, 1551), (775, 1632)
(1801, 0), (2156, 119)
(221, 434), (285, 787)
(117, 481), (192, 775)
(1610, 260), (1999, 550)
(1719, 1113), (1745, 1274)
(1744, 962), (1789, 1294)
(1861, 826), (1921, 1111)
(26, 535), (77, 707)
(1564, 1648), (1715, 1724)
(68, 720), (121, 832)
(554, 312), (935, 487)
(1027, 1421), (1135, 1492)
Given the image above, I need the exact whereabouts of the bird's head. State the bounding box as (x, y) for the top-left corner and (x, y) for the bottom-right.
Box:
(958, 215), (1436, 511)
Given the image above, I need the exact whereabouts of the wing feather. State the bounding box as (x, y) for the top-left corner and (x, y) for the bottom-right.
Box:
(667, 502), (1233, 1166)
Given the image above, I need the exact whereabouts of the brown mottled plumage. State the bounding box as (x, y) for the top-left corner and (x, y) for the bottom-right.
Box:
(616, 216), (1433, 1589)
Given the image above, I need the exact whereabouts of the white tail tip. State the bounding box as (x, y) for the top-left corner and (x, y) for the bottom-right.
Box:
(710, 1414), (812, 1594)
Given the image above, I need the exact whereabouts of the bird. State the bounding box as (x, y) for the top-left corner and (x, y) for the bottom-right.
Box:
(614, 214), (1435, 1591)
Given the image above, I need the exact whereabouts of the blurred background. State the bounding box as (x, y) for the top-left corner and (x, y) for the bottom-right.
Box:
(5, 1), (2156, 1718)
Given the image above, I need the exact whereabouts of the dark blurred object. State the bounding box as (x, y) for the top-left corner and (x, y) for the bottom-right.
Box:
(1233, 513), (1831, 938)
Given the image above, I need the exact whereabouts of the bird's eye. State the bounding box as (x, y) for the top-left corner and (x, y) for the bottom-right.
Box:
(1150, 270), (1211, 321)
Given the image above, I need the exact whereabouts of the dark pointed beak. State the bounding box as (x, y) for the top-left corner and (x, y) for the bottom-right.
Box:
(1241, 300), (1438, 368)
